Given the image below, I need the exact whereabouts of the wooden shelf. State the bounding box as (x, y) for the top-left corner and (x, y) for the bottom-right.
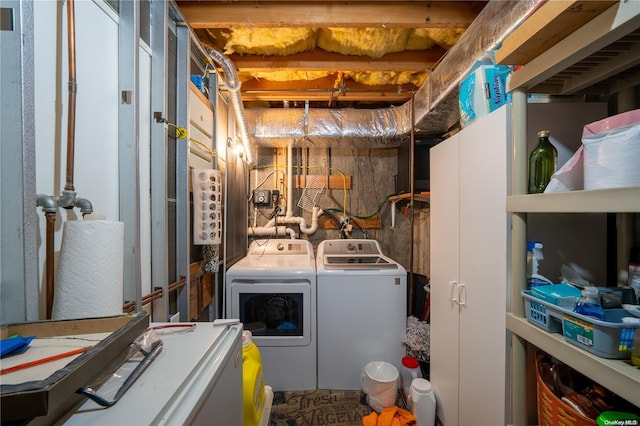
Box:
(495, 1), (617, 67)
(507, 314), (640, 407)
(500, 1), (640, 95)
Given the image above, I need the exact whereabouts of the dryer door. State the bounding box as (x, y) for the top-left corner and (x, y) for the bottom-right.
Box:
(229, 280), (311, 347)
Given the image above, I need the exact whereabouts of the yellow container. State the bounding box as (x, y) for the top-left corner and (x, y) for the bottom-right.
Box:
(242, 330), (265, 426)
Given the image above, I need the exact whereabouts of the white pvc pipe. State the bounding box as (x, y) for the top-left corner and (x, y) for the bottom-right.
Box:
(286, 144), (293, 218)
(248, 226), (296, 239)
(247, 145), (326, 237)
(262, 206), (323, 234)
(391, 200), (397, 229)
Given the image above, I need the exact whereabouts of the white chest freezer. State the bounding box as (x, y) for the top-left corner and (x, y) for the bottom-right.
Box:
(60, 320), (244, 425)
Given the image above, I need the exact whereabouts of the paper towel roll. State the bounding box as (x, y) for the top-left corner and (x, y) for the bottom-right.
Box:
(52, 220), (124, 320)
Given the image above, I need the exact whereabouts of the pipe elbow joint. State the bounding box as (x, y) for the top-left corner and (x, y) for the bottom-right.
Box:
(74, 197), (93, 214)
(36, 194), (57, 213)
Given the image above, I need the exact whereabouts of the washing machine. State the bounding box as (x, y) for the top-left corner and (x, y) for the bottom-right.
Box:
(226, 238), (316, 391)
(316, 239), (407, 390)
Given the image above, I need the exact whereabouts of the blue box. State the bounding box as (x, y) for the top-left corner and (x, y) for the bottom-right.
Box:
(531, 283), (582, 309)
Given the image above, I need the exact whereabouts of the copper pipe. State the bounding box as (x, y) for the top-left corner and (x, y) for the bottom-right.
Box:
(408, 97), (415, 316)
(142, 289), (163, 306)
(45, 212), (56, 319)
(65, 0), (77, 192)
(122, 301), (136, 314)
(123, 264), (209, 316)
(169, 277), (187, 292)
(123, 288), (163, 314)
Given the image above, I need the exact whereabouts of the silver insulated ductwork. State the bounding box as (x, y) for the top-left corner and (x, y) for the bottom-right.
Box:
(207, 48), (256, 164)
(243, 0), (541, 148)
(247, 106), (412, 148)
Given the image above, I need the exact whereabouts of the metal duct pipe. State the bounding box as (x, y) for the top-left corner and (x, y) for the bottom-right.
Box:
(206, 48), (255, 165)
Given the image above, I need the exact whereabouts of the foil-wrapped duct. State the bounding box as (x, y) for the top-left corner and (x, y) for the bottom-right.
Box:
(247, 106), (411, 148)
(242, 0), (542, 148)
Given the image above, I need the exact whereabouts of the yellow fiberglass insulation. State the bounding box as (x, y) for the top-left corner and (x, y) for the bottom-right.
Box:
(207, 26), (461, 87)
(346, 71), (427, 87)
(317, 28), (411, 58)
(423, 28), (465, 49)
(405, 29), (438, 51)
(223, 27), (317, 56)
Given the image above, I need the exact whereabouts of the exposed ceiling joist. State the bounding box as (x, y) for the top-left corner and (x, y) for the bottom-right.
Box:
(178, 1), (485, 29)
(176, 0), (488, 110)
(226, 48), (445, 73)
(239, 75), (416, 103)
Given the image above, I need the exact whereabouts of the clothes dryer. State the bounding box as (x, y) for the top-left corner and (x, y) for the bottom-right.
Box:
(316, 239), (407, 390)
(226, 239), (316, 391)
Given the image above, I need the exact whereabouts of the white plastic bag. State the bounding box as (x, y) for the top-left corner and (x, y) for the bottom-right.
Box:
(582, 110), (640, 190)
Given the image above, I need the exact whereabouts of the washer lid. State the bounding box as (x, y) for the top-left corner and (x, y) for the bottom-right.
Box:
(317, 239), (382, 256)
(322, 254), (398, 270)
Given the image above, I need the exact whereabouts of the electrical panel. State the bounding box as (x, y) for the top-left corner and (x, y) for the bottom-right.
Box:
(192, 168), (222, 245)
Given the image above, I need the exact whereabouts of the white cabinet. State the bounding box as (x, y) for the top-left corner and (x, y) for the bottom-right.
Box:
(430, 106), (509, 426)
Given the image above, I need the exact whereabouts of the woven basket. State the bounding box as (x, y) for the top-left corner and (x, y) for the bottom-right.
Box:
(536, 355), (597, 426)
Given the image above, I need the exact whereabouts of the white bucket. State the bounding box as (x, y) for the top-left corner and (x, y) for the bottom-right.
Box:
(360, 361), (399, 412)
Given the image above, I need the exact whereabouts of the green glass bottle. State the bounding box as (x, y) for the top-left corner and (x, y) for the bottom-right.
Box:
(528, 130), (557, 194)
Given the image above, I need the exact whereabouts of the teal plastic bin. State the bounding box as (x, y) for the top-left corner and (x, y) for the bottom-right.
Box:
(522, 290), (639, 359)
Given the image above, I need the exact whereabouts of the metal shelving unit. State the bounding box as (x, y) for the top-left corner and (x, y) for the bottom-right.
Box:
(497, 1), (640, 424)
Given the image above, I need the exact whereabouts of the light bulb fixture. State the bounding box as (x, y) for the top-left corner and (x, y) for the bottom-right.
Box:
(233, 140), (245, 158)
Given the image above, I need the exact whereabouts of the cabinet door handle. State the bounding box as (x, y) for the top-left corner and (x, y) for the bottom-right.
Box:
(457, 282), (467, 307)
(448, 281), (458, 304)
